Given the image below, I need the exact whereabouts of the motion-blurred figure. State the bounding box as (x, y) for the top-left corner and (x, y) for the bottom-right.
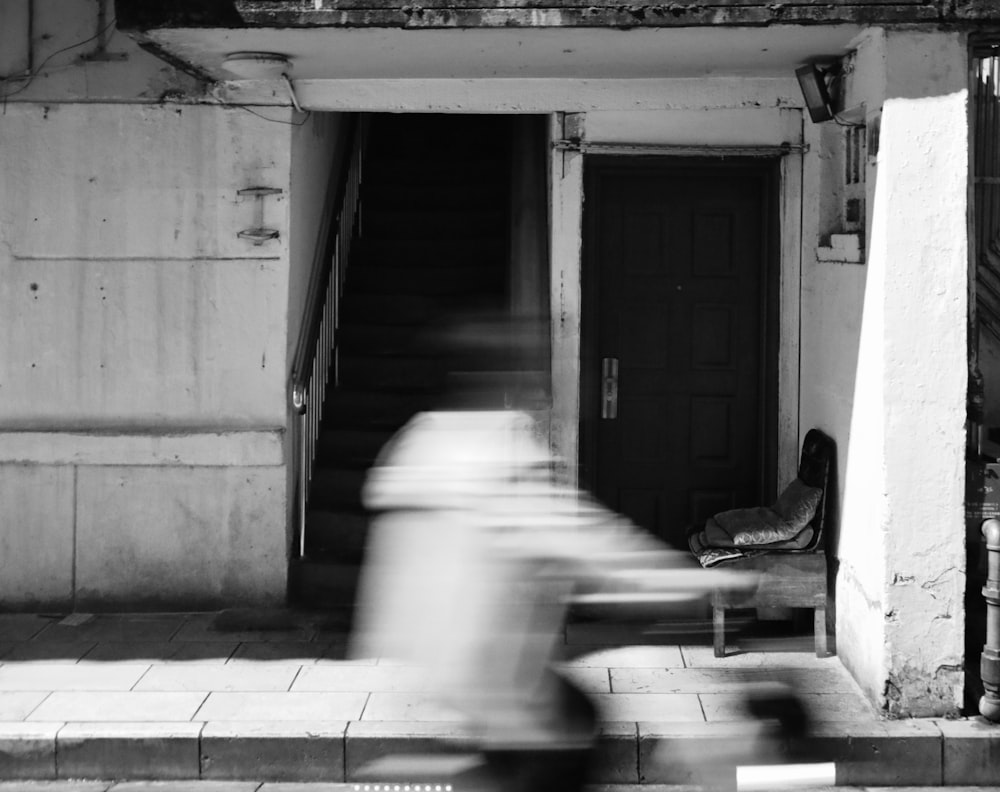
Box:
(350, 315), (756, 792)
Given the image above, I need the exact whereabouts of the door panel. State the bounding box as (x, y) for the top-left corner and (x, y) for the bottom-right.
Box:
(582, 160), (775, 548)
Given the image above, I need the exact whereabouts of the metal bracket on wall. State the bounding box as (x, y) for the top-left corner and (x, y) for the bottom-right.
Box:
(237, 186), (283, 245)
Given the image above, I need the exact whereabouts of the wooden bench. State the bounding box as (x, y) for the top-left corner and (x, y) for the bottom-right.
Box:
(712, 428), (835, 657)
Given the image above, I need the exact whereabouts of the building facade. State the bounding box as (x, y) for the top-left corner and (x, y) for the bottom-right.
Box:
(1, 0), (996, 718)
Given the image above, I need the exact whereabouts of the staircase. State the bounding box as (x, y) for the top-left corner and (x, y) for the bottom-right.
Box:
(291, 114), (512, 608)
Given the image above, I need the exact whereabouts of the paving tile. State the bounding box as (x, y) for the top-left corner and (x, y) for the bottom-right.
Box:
(0, 722), (60, 779)
(611, 667), (863, 695)
(171, 615), (313, 644)
(195, 692), (367, 722)
(134, 665), (300, 693)
(109, 783), (260, 792)
(34, 615), (185, 644)
(57, 722), (202, 780)
(2, 644), (97, 663)
(0, 663), (150, 692)
(344, 721), (473, 781)
(291, 666), (431, 693)
(939, 716), (1000, 785)
(680, 645), (836, 669)
(313, 641), (375, 666)
(590, 693), (704, 723)
(558, 667), (611, 694)
(26, 692), (207, 722)
(0, 692), (50, 721)
(556, 645), (684, 668)
(359, 693), (467, 722)
(80, 643), (237, 664)
(0, 617), (57, 643)
(201, 721), (346, 781)
(0, 783), (111, 792)
(700, 692), (875, 722)
(228, 643), (330, 664)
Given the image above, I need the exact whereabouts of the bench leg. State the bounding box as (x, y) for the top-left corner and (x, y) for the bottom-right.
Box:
(713, 605), (725, 657)
(814, 606), (828, 657)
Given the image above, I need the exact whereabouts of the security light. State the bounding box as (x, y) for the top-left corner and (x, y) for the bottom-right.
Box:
(796, 64), (834, 123)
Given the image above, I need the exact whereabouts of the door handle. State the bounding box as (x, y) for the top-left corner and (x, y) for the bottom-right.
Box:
(601, 357), (619, 420)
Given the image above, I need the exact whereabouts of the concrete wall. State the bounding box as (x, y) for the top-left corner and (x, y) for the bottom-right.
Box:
(799, 29), (968, 716)
(0, 0), (302, 609)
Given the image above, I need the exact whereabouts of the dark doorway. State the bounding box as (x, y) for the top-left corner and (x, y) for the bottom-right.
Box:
(580, 158), (779, 548)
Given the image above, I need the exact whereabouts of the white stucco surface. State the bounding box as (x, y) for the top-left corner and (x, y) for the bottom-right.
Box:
(0, 465), (75, 609)
(74, 466), (287, 609)
(0, 255), (287, 429)
(876, 31), (968, 716)
(0, 3), (299, 609)
(800, 29), (968, 716)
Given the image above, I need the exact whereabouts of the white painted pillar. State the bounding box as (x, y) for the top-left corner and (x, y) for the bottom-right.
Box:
(549, 112), (585, 485)
(871, 30), (968, 716)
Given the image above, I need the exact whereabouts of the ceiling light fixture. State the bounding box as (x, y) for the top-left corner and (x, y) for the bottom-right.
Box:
(221, 52), (292, 80)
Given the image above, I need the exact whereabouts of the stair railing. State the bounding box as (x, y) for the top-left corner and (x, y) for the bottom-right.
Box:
(290, 114), (367, 558)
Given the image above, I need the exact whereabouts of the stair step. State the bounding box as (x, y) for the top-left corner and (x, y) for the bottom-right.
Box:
(309, 467), (367, 509)
(364, 157), (505, 185)
(348, 265), (505, 297)
(363, 209), (505, 239)
(341, 294), (435, 325)
(363, 181), (505, 212)
(322, 389), (430, 430)
(316, 429), (395, 467)
(303, 508), (370, 561)
(354, 238), (505, 268)
(288, 557), (362, 609)
(338, 324), (425, 356)
(338, 354), (440, 392)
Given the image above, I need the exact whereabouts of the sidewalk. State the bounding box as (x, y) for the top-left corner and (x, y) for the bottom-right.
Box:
(0, 612), (994, 786)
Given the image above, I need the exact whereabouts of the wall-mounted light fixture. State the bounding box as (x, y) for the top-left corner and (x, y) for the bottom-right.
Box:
(221, 52), (291, 80)
(795, 64), (834, 123)
(220, 52), (303, 113)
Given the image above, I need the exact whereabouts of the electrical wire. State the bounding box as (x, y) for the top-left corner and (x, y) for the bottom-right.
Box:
(237, 104), (312, 126)
(0, 16), (119, 100)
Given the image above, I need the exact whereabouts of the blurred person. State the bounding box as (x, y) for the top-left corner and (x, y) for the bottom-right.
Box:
(349, 313), (757, 792)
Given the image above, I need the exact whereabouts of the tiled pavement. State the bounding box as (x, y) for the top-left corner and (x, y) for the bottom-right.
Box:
(0, 613), (995, 786)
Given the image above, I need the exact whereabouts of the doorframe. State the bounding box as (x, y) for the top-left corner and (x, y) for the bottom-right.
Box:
(548, 112), (803, 496)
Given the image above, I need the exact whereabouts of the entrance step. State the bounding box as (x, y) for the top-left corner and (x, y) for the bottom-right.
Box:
(321, 390), (429, 431)
(297, 112), (511, 594)
(348, 265), (505, 297)
(303, 508), (369, 562)
(353, 238), (506, 268)
(316, 430), (394, 468)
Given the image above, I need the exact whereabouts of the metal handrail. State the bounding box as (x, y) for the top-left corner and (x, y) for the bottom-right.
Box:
(290, 114), (367, 558)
